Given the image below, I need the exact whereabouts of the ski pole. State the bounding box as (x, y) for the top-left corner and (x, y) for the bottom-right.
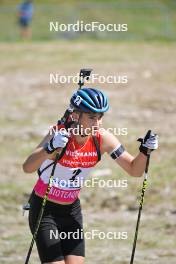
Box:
(130, 130), (153, 264)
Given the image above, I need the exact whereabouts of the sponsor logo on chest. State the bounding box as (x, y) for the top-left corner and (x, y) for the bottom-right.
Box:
(65, 150), (97, 157)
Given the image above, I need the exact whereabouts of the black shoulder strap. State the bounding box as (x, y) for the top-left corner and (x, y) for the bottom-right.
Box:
(37, 161), (55, 176)
(37, 144), (68, 177)
(92, 136), (101, 162)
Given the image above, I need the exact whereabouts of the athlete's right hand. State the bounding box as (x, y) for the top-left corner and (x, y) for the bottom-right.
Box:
(44, 130), (70, 154)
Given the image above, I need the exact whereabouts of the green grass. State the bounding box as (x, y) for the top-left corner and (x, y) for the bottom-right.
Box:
(0, 1), (176, 41)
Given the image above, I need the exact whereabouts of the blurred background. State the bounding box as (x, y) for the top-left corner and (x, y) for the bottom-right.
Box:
(0, 0), (176, 263)
(0, 0), (176, 41)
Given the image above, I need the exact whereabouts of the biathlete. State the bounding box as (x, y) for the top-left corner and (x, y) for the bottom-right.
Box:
(23, 88), (158, 264)
(18, 0), (34, 39)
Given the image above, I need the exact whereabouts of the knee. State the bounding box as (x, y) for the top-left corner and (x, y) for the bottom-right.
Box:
(65, 256), (84, 264)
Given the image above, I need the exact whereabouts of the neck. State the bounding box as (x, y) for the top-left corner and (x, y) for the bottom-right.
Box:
(70, 122), (89, 145)
(73, 134), (90, 145)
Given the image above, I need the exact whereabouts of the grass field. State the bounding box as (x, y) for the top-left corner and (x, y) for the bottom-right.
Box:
(0, 0), (176, 41)
(0, 40), (176, 263)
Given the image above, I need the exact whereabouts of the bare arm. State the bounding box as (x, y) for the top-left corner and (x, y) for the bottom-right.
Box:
(101, 130), (147, 177)
(22, 133), (55, 173)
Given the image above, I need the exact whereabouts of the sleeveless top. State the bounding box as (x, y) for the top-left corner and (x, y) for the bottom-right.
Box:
(34, 126), (102, 203)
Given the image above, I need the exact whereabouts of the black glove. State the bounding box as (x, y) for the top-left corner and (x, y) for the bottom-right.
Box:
(138, 130), (158, 156)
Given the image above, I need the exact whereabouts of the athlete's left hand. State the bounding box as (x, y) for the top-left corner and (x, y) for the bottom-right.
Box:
(138, 131), (158, 156)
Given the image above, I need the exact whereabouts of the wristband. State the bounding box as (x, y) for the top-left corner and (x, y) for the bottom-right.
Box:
(139, 145), (152, 156)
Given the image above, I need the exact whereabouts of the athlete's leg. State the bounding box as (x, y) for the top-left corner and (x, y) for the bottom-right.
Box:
(65, 255), (84, 264)
(28, 194), (65, 263)
(61, 200), (85, 264)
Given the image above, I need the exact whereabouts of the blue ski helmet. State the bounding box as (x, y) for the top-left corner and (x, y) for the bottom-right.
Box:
(70, 88), (109, 113)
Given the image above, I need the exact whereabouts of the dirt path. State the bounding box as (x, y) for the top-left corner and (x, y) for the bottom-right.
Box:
(0, 41), (176, 263)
